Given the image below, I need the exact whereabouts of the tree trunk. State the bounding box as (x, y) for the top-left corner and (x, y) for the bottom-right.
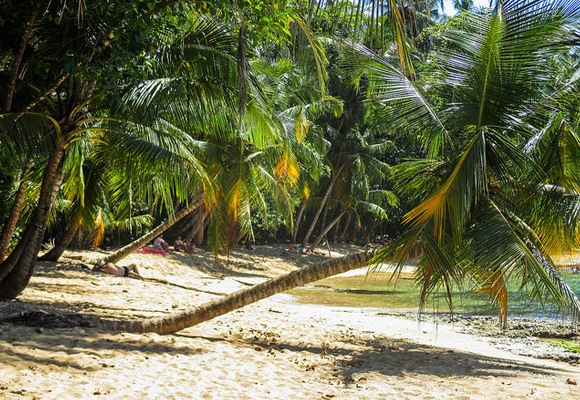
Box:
(39, 220), (81, 262)
(0, 160), (33, 262)
(320, 204), (329, 235)
(0, 146), (65, 298)
(194, 208), (208, 245)
(309, 208), (348, 252)
(100, 195), (203, 264)
(292, 198), (308, 243)
(330, 207), (343, 242)
(4, 2), (40, 112)
(339, 211), (352, 242)
(102, 248), (379, 334)
(302, 163), (345, 247)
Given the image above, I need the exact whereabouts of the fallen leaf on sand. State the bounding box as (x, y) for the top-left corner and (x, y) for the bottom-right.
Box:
(531, 388), (537, 395)
(566, 378), (577, 385)
(254, 346), (262, 351)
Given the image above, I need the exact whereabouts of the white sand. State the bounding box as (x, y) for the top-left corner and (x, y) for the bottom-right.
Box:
(0, 244), (579, 399)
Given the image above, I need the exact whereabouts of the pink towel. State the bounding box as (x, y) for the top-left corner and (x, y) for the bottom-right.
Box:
(136, 248), (167, 255)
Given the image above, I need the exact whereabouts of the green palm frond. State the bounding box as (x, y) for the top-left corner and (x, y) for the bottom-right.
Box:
(342, 42), (449, 157)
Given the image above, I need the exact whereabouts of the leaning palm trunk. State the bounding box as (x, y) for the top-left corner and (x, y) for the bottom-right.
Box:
(102, 248), (379, 334)
(39, 220), (81, 262)
(291, 198), (308, 243)
(0, 161), (33, 262)
(99, 195), (203, 264)
(0, 146), (65, 298)
(309, 208), (347, 252)
(301, 163), (346, 247)
(338, 211), (351, 242)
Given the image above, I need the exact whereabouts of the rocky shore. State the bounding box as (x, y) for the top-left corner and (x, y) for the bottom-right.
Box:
(379, 311), (580, 364)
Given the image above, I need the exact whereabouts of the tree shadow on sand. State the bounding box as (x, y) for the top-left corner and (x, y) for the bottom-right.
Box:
(176, 330), (572, 381)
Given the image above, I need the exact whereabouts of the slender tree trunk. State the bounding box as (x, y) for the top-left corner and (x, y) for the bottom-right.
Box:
(100, 195), (203, 264)
(39, 220), (81, 262)
(4, 2), (40, 112)
(0, 146), (65, 298)
(331, 207), (343, 242)
(307, 0), (316, 22)
(339, 211), (352, 242)
(194, 208), (208, 245)
(292, 198), (308, 243)
(0, 159), (33, 262)
(102, 248), (379, 334)
(320, 204), (329, 235)
(302, 163), (345, 247)
(309, 208), (348, 251)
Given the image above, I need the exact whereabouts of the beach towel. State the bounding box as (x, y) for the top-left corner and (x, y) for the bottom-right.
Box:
(136, 248), (167, 255)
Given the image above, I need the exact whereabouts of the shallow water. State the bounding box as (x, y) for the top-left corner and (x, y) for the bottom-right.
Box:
(289, 269), (580, 318)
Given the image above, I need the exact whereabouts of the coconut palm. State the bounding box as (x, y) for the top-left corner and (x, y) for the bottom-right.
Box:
(347, 0), (580, 324)
(102, 248), (379, 334)
(0, 10), (234, 298)
(301, 127), (393, 247)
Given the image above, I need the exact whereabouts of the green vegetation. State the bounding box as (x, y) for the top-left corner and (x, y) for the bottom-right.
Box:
(547, 339), (580, 353)
(1, 0), (580, 327)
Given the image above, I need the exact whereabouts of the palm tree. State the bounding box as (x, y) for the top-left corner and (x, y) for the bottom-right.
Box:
(0, 8), (226, 298)
(350, 0), (580, 323)
(102, 248), (379, 334)
(301, 127), (392, 247)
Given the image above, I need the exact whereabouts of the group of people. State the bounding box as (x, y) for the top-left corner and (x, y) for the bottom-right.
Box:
(92, 234), (196, 279)
(152, 234), (196, 253)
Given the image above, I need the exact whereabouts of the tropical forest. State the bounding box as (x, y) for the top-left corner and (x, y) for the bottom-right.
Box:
(1, 1), (580, 398)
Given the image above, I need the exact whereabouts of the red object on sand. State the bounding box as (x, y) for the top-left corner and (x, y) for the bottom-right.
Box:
(136, 248), (167, 255)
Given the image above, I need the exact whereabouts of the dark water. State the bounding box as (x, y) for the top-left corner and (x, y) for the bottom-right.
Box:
(289, 269), (580, 318)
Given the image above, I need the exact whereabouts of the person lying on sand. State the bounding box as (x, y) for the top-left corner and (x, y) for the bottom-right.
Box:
(153, 234), (170, 252)
(93, 260), (143, 279)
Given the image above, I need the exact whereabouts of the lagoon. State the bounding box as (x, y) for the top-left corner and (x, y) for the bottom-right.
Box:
(289, 268), (580, 319)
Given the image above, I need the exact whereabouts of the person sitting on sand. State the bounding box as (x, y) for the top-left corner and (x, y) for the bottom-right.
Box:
(174, 236), (186, 252)
(93, 260), (143, 279)
(185, 237), (196, 253)
(153, 234), (170, 252)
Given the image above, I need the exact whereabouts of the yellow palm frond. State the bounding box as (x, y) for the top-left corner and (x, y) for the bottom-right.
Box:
(92, 209), (104, 247)
(227, 179), (243, 222)
(404, 132), (484, 241)
(474, 270), (508, 327)
(275, 151), (300, 185)
(295, 110), (309, 143)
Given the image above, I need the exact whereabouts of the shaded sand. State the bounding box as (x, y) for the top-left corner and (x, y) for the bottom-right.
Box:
(0, 244), (579, 399)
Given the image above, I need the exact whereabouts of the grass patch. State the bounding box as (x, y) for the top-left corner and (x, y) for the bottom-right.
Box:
(547, 339), (580, 353)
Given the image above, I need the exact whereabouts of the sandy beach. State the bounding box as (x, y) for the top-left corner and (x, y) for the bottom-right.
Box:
(1, 244), (579, 399)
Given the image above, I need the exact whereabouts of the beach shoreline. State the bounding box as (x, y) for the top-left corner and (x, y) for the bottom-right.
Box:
(1, 243), (579, 399)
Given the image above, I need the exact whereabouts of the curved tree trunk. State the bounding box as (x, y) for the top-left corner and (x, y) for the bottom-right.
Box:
(39, 220), (81, 262)
(309, 207), (347, 252)
(0, 146), (65, 298)
(292, 198), (308, 243)
(102, 248), (379, 334)
(301, 162), (346, 248)
(99, 195), (203, 264)
(0, 160), (33, 262)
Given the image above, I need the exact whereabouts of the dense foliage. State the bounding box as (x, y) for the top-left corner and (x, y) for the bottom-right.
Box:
(1, 0), (580, 322)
